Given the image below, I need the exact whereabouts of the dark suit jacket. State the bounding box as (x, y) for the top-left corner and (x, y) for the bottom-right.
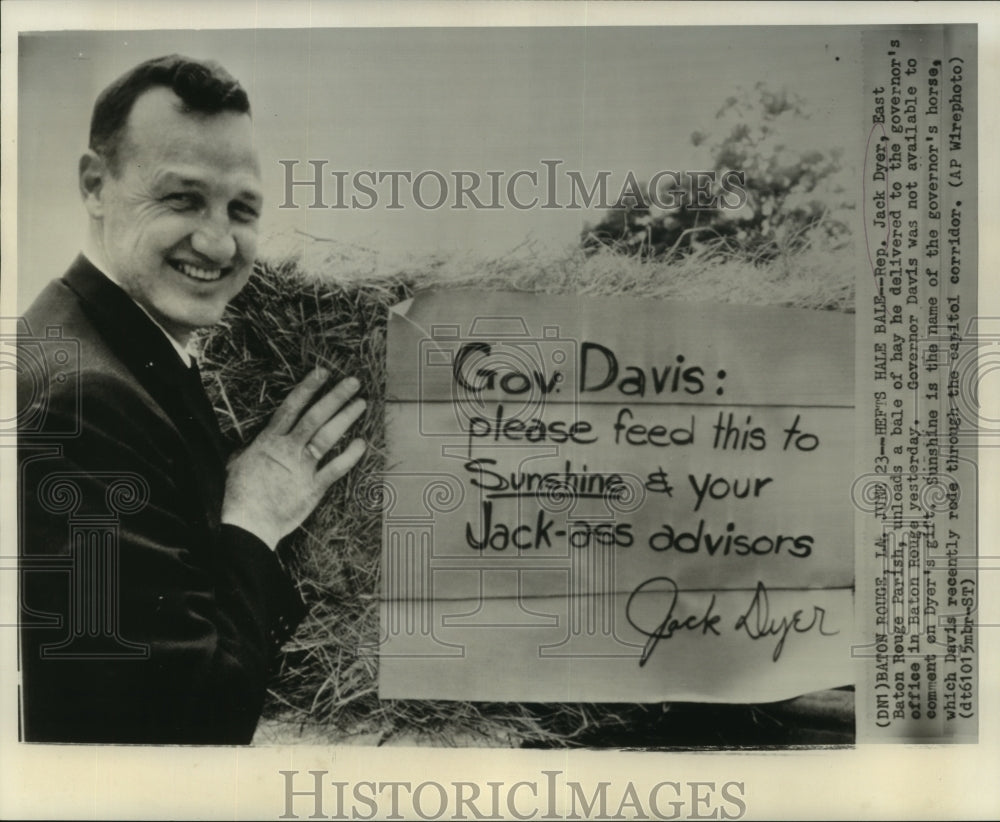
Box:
(17, 256), (307, 744)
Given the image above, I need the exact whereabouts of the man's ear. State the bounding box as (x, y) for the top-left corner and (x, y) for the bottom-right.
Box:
(79, 151), (109, 217)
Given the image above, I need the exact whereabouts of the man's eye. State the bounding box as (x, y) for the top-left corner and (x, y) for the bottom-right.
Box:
(231, 202), (259, 223)
(164, 193), (200, 210)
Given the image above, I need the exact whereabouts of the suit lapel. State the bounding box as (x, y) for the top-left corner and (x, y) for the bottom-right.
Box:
(182, 361), (232, 463)
(64, 256), (231, 520)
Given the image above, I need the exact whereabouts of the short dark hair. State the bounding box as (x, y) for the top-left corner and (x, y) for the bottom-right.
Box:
(89, 54), (251, 173)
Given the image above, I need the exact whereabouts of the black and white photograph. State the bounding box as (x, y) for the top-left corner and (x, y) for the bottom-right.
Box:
(1, 2), (996, 820)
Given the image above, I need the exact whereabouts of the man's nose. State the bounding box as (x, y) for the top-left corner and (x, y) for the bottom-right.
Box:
(190, 213), (237, 263)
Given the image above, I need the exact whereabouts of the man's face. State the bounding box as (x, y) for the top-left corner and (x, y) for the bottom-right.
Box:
(85, 87), (263, 341)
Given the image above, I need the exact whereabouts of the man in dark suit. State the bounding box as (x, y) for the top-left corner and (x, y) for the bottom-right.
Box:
(17, 55), (367, 744)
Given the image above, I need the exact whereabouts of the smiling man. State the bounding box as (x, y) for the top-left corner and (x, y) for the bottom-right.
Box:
(17, 55), (366, 744)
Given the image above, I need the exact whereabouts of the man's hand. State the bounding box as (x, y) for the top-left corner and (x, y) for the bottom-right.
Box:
(221, 368), (367, 550)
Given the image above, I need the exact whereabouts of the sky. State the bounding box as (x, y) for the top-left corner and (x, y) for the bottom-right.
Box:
(17, 26), (862, 309)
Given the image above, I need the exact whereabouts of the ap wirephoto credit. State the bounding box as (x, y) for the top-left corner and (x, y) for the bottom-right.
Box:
(2, 9), (991, 821)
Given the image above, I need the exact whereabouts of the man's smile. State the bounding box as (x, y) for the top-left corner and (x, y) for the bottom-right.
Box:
(169, 258), (229, 282)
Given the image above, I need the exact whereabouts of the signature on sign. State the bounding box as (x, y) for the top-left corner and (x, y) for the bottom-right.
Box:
(625, 578), (839, 666)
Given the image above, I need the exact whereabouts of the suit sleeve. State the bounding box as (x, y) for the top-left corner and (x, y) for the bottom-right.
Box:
(19, 372), (308, 745)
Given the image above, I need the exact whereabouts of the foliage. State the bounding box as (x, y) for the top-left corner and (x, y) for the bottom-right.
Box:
(582, 82), (853, 260)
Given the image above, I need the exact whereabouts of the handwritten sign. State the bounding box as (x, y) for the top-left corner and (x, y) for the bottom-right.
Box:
(380, 290), (854, 703)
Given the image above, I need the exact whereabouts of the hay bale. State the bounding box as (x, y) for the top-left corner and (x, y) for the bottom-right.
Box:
(199, 234), (855, 747)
